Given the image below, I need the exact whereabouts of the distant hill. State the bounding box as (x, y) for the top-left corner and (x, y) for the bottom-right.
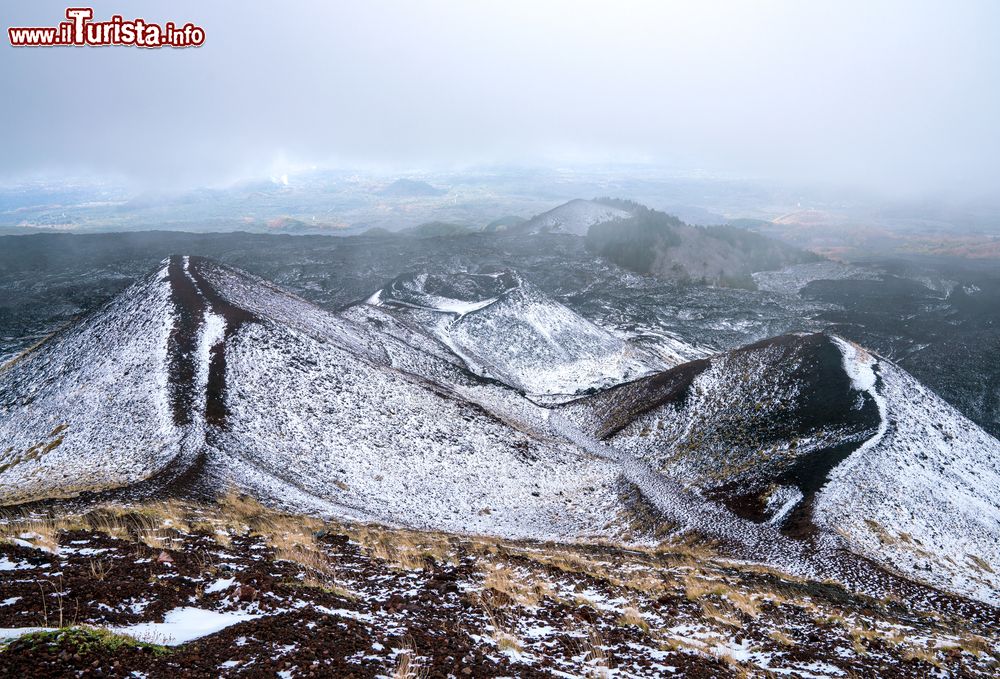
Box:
(264, 216), (343, 233)
(378, 178), (447, 197)
(586, 202), (820, 287)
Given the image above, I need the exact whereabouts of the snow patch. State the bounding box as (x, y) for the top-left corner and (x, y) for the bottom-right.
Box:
(111, 607), (262, 646)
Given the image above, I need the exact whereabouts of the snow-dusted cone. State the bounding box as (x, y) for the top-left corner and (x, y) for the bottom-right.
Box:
(0, 257), (624, 538)
(1, 257), (998, 604)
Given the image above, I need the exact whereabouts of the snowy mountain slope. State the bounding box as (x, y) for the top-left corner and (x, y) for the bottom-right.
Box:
(2, 257), (999, 605)
(561, 333), (880, 498)
(559, 332), (1000, 602)
(0, 260), (184, 504)
(518, 199), (631, 236)
(206, 316), (624, 537)
(0, 257), (628, 540)
(816, 338), (1000, 603)
(363, 270), (667, 399)
(235, 279), (1000, 603)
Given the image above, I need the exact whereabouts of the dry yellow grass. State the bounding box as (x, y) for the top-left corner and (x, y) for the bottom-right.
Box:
(967, 554), (994, 574)
(651, 533), (719, 562)
(231, 508), (360, 598)
(0, 511), (90, 553)
(358, 532), (430, 570)
(769, 629), (795, 646)
(956, 634), (991, 658)
(0, 494), (995, 678)
(580, 628), (611, 678)
(135, 518), (174, 551)
(902, 644), (942, 667)
(700, 600), (743, 629)
(683, 574), (728, 601)
(257, 514), (321, 550)
(87, 503), (184, 550)
(390, 637), (425, 679)
(187, 520), (232, 548)
(495, 632), (522, 654)
(141, 500), (192, 533)
(482, 562), (550, 607)
(18, 521), (61, 553)
(617, 606), (650, 633)
(215, 488), (271, 533)
(515, 545), (612, 582)
(274, 541), (333, 575)
(480, 599), (522, 654)
(659, 635), (703, 654)
(84, 510), (130, 541)
(724, 590), (761, 618)
(345, 523), (456, 570)
(616, 569), (668, 595)
(88, 559), (114, 581)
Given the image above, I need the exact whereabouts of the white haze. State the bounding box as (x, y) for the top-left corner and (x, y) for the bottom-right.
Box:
(1, 0), (998, 198)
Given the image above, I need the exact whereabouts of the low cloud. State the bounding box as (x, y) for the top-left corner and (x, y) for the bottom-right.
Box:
(1, 0), (998, 197)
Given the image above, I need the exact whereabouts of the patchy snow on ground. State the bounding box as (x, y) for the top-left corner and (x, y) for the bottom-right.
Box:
(0, 609), (262, 648)
(0, 557), (31, 572)
(111, 607), (263, 646)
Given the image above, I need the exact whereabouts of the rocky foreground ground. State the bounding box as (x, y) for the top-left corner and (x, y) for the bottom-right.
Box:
(0, 495), (997, 678)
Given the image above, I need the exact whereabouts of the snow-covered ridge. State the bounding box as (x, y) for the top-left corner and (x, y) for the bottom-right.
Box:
(817, 338), (1000, 604)
(0, 257), (629, 540)
(0, 260), (183, 503)
(365, 270), (667, 399)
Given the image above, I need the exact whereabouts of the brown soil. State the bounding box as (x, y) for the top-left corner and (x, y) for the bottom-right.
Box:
(1, 501), (997, 678)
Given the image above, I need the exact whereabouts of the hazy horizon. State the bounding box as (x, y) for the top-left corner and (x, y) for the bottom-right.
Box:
(2, 1), (999, 199)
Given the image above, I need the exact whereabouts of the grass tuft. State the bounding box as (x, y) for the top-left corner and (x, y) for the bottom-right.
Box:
(0, 627), (170, 657)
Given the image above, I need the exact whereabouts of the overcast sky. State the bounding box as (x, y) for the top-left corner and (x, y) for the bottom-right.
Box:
(1, 1), (998, 196)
